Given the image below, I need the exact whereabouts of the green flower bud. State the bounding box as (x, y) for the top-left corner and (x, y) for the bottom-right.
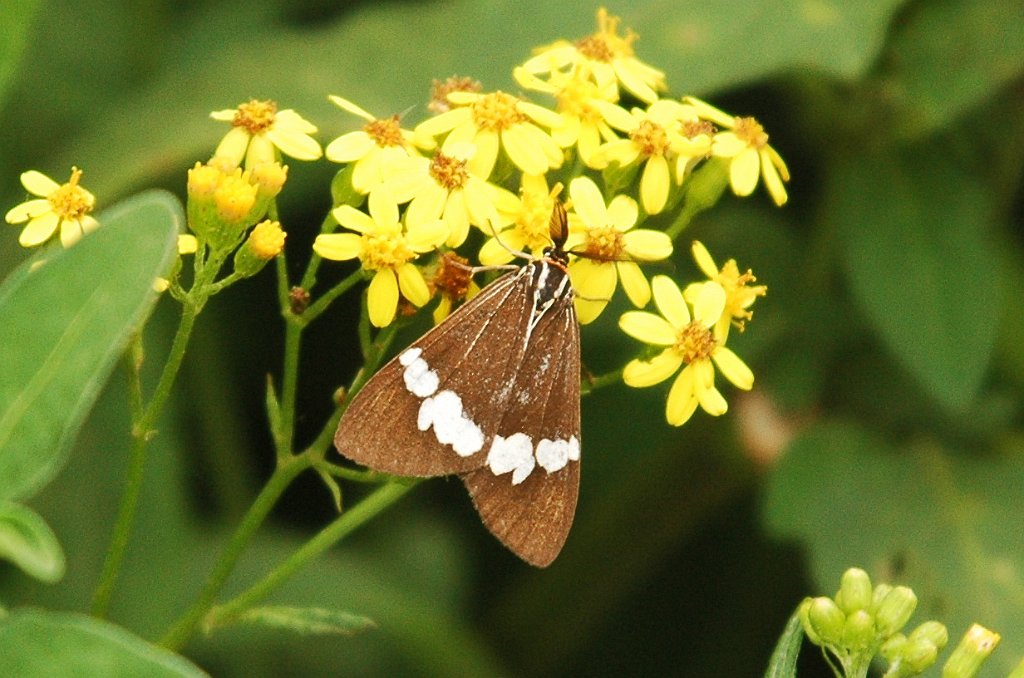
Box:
(908, 621), (948, 651)
(871, 583), (893, 612)
(902, 637), (939, 674)
(232, 220), (286, 278)
(841, 609), (876, 651)
(807, 596), (845, 645)
(798, 598), (823, 645)
(942, 624), (1000, 678)
(881, 633), (908, 661)
(875, 586), (917, 636)
(837, 567), (873, 613)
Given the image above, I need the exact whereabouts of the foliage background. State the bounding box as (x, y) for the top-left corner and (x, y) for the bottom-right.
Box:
(1, 0), (1022, 675)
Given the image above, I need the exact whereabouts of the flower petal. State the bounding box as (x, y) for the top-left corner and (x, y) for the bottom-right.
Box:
(328, 95), (375, 121)
(618, 310), (676, 346)
(406, 218), (448, 251)
(640, 154), (670, 215)
(313, 232), (362, 261)
(18, 213), (59, 247)
(622, 348), (683, 387)
(501, 124), (551, 175)
(325, 131), (374, 163)
(712, 346), (754, 390)
(417, 108), (471, 139)
(569, 258), (616, 324)
(607, 194), (639, 232)
(367, 269), (399, 327)
(691, 281), (727, 327)
(729, 148), (760, 197)
(666, 365), (700, 426)
(760, 147), (788, 206)
(397, 262), (430, 307)
(691, 240), (718, 279)
(20, 171), (60, 196)
(622, 229), (672, 261)
(617, 261), (651, 307)
(466, 129), (500, 179)
(5, 199), (52, 224)
(651, 275), (690, 329)
(698, 384), (728, 416)
(267, 126), (322, 161)
(59, 219), (88, 248)
(568, 176), (607, 228)
(332, 205), (376, 233)
(213, 126), (251, 166)
(405, 184), (447, 228)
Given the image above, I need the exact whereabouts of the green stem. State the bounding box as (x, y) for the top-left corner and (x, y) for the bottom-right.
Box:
(91, 303), (200, 617)
(302, 269), (363, 324)
(275, 320), (303, 461)
(580, 368), (623, 396)
(159, 453), (314, 650)
(205, 481), (420, 632)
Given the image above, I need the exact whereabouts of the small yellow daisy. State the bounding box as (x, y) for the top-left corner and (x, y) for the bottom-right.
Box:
(564, 176), (672, 324)
(683, 96), (790, 206)
(478, 174), (559, 266)
(620, 276), (754, 426)
(210, 99), (322, 168)
(313, 193), (446, 327)
(415, 90), (563, 178)
(324, 95), (419, 195)
(684, 241), (766, 341)
(5, 167), (98, 248)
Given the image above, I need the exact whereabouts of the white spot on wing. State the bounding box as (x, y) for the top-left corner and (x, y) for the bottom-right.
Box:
(536, 438), (570, 472)
(488, 433), (535, 485)
(417, 390), (483, 457)
(399, 348), (422, 366)
(403, 356), (439, 397)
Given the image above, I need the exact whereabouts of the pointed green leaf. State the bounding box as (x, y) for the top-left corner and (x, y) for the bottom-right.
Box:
(0, 609), (207, 677)
(0, 501), (64, 583)
(763, 608), (804, 678)
(830, 146), (999, 412)
(228, 605), (376, 637)
(0, 190), (181, 500)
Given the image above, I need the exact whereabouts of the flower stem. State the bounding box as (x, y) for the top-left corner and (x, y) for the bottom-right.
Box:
(204, 480), (420, 633)
(91, 302), (200, 617)
(159, 453), (314, 650)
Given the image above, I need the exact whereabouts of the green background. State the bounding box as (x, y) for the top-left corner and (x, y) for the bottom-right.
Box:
(1, 0), (1022, 675)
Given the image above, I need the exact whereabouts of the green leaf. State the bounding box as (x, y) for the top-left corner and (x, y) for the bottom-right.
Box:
(829, 145), (999, 412)
(226, 605), (376, 637)
(0, 0), (41, 107)
(0, 501), (64, 583)
(881, 0), (1024, 138)
(763, 421), (1024, 675)
(0, 609), (207, 677)
(763, 608), (804, 678)
(0, 191), (180, 501)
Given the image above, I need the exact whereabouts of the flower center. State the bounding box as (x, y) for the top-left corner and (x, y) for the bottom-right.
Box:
(733, 116), (768, 149)
(719, 259), (767, 329)
(556, 77), (603, 124)
(582, 225), (625, 261)
(471, 91), (527, 132)
(575, 8), (635, 62)
(233, 99), (278, 134)
(360, 229), (414, 271)
(676, 321), (716, 363)
(363, 115), (404, 147)
(681, 119), (716, 140)
(429, 76), (482, 114)
(630, 119), (670, 157)
(48, 168), (95, 220)
(429, 151), (469, 190)
(432, 252), (472, 300)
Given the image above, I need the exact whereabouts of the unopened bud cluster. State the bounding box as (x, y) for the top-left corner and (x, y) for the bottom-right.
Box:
(799, 567), (947, 678)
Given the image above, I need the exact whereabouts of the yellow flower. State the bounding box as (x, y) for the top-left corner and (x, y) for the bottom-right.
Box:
(521, 8), (666, 104)
(313, 193), (446, 327)
(683, 96), (790, 206)
(564, 176), (672, 324)
(478, 174), (559, 266)
(593, 99), (689, 214)
(685, 241), (766, 341)
(210, 99), (322, 168)
(324, 95), (419, 194)
(428, 76), (483, 114)
(620, 276), (754, 426)
(513, 65), (626, 167)
(5, 167), (98, 248)
(414, 90), (563, 178)
(429, 251), (480, 324)
(380, 143), (501, 248)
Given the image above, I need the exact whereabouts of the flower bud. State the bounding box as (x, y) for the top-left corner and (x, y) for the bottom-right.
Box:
(908, 621), (948, 651)
(871, 583), (893, 612)
(902, 637), (939, 674)
(186, 162), (223, 240)
(875, 586), (917, 636)
(841, 609), (875, 651)
(806, 597), (845, 645)
(798, 598), (822, 645)
(233, 220), (286, 278)
(836, 568), (873, 613)
(880, 633), (907, 661)
(942, 624), (1000, 678)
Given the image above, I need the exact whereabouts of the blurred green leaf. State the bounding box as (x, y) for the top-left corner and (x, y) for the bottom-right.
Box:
(763, 420), (1024, 675)
(0, 609), (207, 677)
(0, 501), (64, 583)
(829, 145), (999, 413)
(0, 1), (41, 107)
(763, 608), (803, 678)
(881, 0), (1024, 138)
(0, 191), (180, 501)
(229, 605), (375, 637)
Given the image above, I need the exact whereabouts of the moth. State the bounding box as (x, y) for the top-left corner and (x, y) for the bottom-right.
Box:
(334, 202), (580, 567)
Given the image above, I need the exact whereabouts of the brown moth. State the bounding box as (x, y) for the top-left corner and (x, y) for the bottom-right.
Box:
(334, 203), (580, 567)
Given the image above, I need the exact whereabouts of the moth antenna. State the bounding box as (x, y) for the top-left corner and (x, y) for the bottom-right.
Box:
(485, 215), (533, 262)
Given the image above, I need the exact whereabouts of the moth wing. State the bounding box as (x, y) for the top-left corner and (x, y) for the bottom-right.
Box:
(334, 269), (532, 477)
(461, 295), (581, 567)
